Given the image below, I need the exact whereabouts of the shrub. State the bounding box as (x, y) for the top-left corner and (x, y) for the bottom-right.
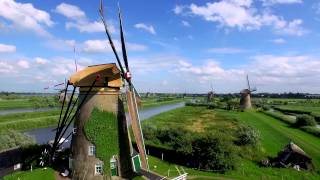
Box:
(261, 111), (295, 124)
(192, 133), (237, 171)
(300, 126), (320, 137)
(0, 130), (35, 152)
(235, 125), (260, 146)
(295, 114), (317, 127)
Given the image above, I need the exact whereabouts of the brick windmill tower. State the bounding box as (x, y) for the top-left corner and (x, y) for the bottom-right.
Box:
(240, 75), (256, 109)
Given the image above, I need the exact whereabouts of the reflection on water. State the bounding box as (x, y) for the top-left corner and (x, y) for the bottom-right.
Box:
(24, 102), (185, 147)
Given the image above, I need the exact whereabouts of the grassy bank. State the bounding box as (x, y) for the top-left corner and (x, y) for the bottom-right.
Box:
(0, 96), (59, 110)
(224, 110), (320, 168)
(3, 167), (55, 180)
(0, 110), (61, 132)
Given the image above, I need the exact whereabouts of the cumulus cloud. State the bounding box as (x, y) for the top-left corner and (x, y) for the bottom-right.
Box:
(261, 0), (303, 6)
(134, 23), (156, 35)
(0, 57), (93, 91)
(313, 2), (320, 15)
(207, 47), (246, 54)
(0, 0), (53, 37)
(82, 39), (147, 53)
(54, 3), (85, 20)
(0, 43), (16, 53)
(17, 60), (30, 69)
(176, 0), (307, 36)
(35, 57), (48, 64)
(181, 20), (190, 27)
(0, 61), (14, 73)
(55, 3), (114, 33)
(172, 54), (320, 92)
(45, 38), (76, 51)
(271, 38), (286, 44)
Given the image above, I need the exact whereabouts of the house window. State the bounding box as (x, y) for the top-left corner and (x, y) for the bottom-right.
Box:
(72, 128), (77, 134)
(95, 163), (103, 175)
(88, 145), (96, 156)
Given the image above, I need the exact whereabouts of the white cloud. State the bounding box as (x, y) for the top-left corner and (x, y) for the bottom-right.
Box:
(181, 20), (190, 27)
(0, 57), (93, 89)
(0, 0), (53, 37)
(173, 5), (187, 15)
(261, 0), (303, 6)
(54, 3), (85, 20)
(271, 38), (286, 44)
(173, 54), (320, 92)
(134, 23), (156, 35)
(82, 39), (147, 53)
(35, 57), (48, 64)
(207, 47), (245, 54)
(45, 39), (76, 51)
(0, 61), (14, 73)
(65, 21), (108, 33)
(17, 60), (30, 69)
(177, 0), (306, 36)
(0, 43), (16, 53)
(313, 2), (320, 14)
(55, 3), (114, 33)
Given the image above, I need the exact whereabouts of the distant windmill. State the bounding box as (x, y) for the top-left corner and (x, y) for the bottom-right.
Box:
(207, 83), (214, 103)
(240, 75), (256, 109)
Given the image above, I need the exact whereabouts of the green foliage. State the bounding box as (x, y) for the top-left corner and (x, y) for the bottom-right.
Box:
(84, 108), (119, 177)
(192, 133), (237, 171)
(295, 114), (317, 127)
(3, 167), (55, 180)
(0, 130), (35, 151)
(261, 110), (295, 124)
(235, 125), (260, 146)
(143, 125), (237, 172)
(0, 110), (61, 132)
(300, 126), (320, 137)
(0, 95), (59, 110)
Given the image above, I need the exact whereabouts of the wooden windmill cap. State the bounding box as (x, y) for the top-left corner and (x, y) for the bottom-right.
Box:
(69, 63), (123, 88)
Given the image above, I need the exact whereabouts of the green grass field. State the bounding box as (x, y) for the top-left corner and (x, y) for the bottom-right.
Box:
(143, 106), (320, 179)
(3, 168), (55, 180)
(0, 110), (61, 132)
(0, 96), (59, 110)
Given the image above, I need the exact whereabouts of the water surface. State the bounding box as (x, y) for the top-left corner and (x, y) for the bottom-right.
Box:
(25, 102), (185, 147)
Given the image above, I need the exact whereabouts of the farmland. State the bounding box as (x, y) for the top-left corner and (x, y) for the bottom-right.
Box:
(0, 95), (187, 151)
(0, 94), (59, 110)
(142, 105), (320, 179)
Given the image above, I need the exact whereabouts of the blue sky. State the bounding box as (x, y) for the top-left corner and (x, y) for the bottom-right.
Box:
(1, 0), (320, 93)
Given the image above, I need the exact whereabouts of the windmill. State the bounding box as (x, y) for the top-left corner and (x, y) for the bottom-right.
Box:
(49, 1), (149, 179)
(240, 75), (256, 109)
(207, 83), (214, 103)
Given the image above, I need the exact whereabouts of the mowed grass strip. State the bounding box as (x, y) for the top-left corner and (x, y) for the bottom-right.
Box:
(0, 110), (65, 131)
(0, 99), (36, 109)
(226, 110), (320, 168)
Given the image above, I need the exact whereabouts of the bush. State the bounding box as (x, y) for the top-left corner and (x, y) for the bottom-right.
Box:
(0, 130), (35, 152)
(235, 125), (260, 146)
(295, 114), (317, 127)
(192, 133), (237, 172)
(261, 111), (295, 124)
(300, 126), (320, 137)
(142, 126), (237, 172)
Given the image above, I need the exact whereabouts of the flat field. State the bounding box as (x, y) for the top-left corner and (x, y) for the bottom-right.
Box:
(143, 106), (320, 179)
